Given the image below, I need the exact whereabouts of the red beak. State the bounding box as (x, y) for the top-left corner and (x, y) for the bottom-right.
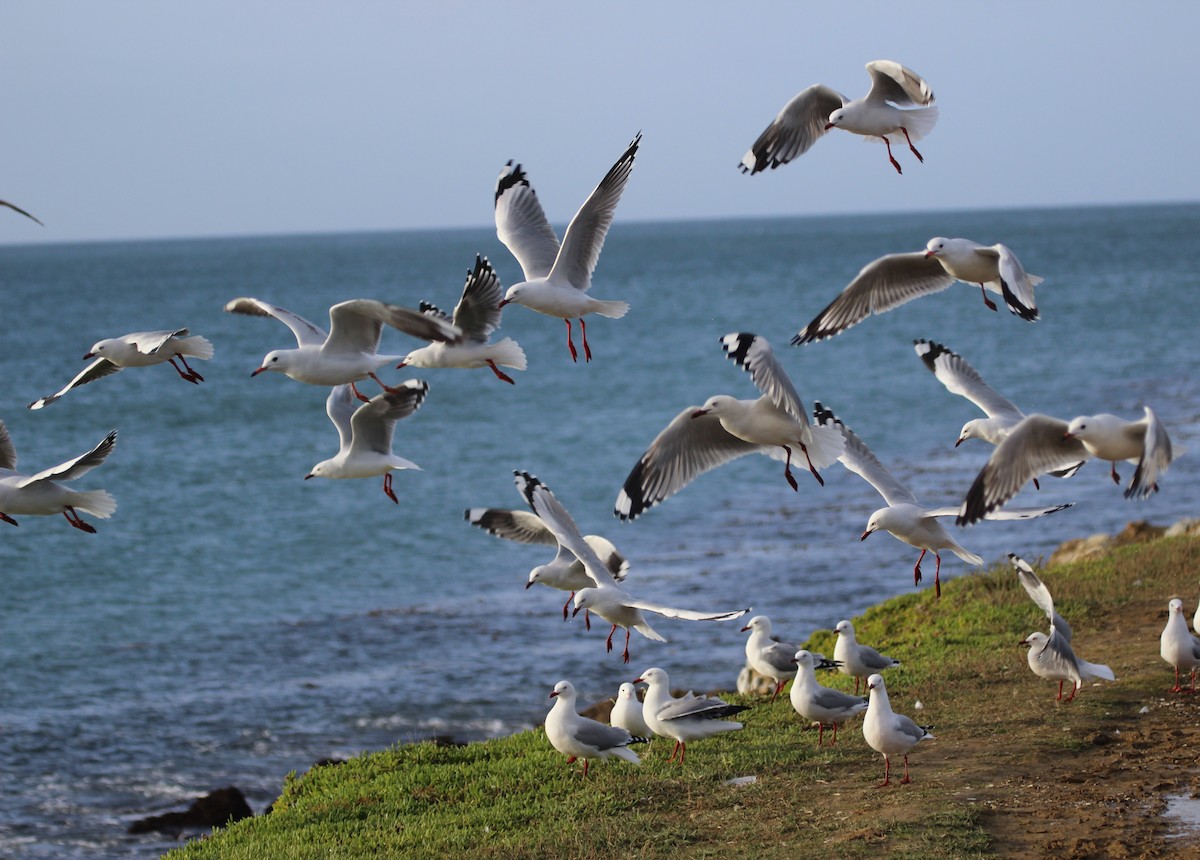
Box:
(860, 530), (871, 541)
(691, 409), (709, 419)
(497, 299), (510, 309)
(304, 473), (314, 480)
(83, 352), (95, 359)
(739, 624), (751, 632)
(571, 605), (582, 617)
(524, 581), (534, 590)
(632, 677), (644, 684)
(924, 250), (936, 259)
(549, 691), (559, 699)
(823, 122), (835, 130)
(251, 367), (267, 377)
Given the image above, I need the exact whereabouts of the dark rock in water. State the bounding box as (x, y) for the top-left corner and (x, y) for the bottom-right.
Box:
(127, 786), (253, 835)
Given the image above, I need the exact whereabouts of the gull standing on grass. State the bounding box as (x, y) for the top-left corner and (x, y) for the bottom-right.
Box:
(610, 682), (653, 739)
(304, 381), (428, 503)
(515, 470), (749, 663)
(494, 134), (639, 363)
(790, 649), (866, 746)
(959, 407), (1175, 526)
(739, 60), (937, 176)
(833, 620), (900, 694)
(740, 615), (802, 702)
(1160, 599), (1200, 693)
(793, 239), (1041, 344)
(634, 667), (747, 764)
(463, 505), (629, 621)
(814, 403), (1071, 597)
(614, 333), (843, 521)
(545, 680), (643, 777)
(862, 673), (933, 786)
(29, 329), (214, 409)
(395, 255), (526, 384)
(0, 420), (116, 533)
(224, 297), (459, 399)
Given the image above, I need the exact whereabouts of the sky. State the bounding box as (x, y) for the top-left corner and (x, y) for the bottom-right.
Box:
(2, 1), (1198, 245)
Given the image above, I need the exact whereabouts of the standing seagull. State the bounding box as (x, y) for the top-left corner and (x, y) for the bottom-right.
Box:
(862, 674), (934, 786)
(225, 297), (458, 398)
(0, 420), (117, 533)
(614, 333), (843, 521)
(515, 470), (749, 663)
(610, 682), (653, 739)
(815, 403), (1070, 597)
(635, 667), (747, 764)
(396, 255), (526, 384)
(959, 407), (1174, 526)
(740, 615), (801, 702)
(1160, 599), (1200, 693)
(739, 60), (937, 176)
(793, 239), (1041, 344)
(833, 620), (900, 694)
(545, 680), (642, 777)
(790, 649), (867, 746)
(29, 329), (214, 410)
(304, 381), (428, 503)
(494, 134), (639, 363)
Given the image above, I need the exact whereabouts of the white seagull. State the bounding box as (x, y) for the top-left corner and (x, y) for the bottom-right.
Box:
(515, 470), (749, 663)
(634, 667), (747, 764)
(913, 339), (1085, 486)
(225, 297), (458, 397)
(396, 255), (527, 384)
(793, 238), (1041, 344)
(463, 505), (629, 620)
(815, 403), (1071, 597)
(959, 407), (1175, 526)
(862, 673), (934, 786)
(29, 329), (214, 410)
(0, 420), (117, 533)
(610, 682), (653, 738)
(494, 134), (639, 363)
(834, 620), (901, 694)
(740, 60), (937, 176)
(1009, 553), (1072, 642)
(304, 381), (428, 503)
(740, 615), (801, 702)
(614, 333), (843, 521)
(545, 680), (643, 777)
(1160, 598), (1200, 693)
(789, 649), (867, 746)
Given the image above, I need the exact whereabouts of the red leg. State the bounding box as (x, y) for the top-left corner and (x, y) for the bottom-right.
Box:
(168, 357), (202, 384)
(486, 359), (515, 385)
(666, 741), (681, 762)
(1067, 683), (1078, 702)
(816, 723), (825, 746)
(581, 759), (590, 777)
(579, 318), (592, 363)
(854, 676), (861, 695)
(900, 127), (924, 163)
(780, 446), (799, 492)
(798, 441), (824, 486)
(585, 609), (591, 631)
(882, 137), (902, 174)
(933, 552), (942, 599)
(978, 283), (998, 312)
(561, 592), (572, 621)
(565, 319), (578, 363)
(900, 754), (912, 784)
(382, 473), (398, 504)
(831, 721), (839, 745)
(349, 382), (371, 403)
(877, 755), (892, 787)
(913, 549), (927, 585)
(1170, 668), (1183, 694)
(1110, 463), (1121, 485)
(621, 628), (632, 664)
(62, 507), (97, 534)
(368, 372), (403, 394)
(771, 679), (785, 702)
(677, 742), (686, 764)
(605, 624), (617, 653)
(1056, 680), (1064, 701)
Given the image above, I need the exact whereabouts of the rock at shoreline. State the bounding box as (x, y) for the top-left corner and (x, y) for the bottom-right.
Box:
(128, 786), (253, 836)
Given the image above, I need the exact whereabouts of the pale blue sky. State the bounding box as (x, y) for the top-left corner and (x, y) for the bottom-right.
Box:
(2, 1), (1197, 245)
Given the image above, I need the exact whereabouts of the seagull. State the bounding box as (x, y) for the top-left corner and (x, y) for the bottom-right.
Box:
(634, 667), (747, 764)
(913, 339), (1085, 487)
(614, 333), (844, 521)
(740, 615), (801, 702)
(815, 403), (1071, 597)
(959, 407), (1174, 526)
(0, 199), (43, 226)
(545, 680), (643, 777)
(1160, 598), (1200, 693)
(0, 420), (116, 533)
(225, 297), (459, 398)
(395, 255), (526, 384)
(463, 505), (629, 621)
(610, 682), (653, 738)
(1009, 553), (1072, 642)
(515, 470), (749, 663)
(789, 649), (866, 746)
(739, 60), (937, 176)
(862, 673), (934, 786)
(494, 133), (639, 363)
(833, 620), (900, 694)
(29, 329), (214, 410)
(793, 239), (1042, 344)
(304, 381), (428, 503)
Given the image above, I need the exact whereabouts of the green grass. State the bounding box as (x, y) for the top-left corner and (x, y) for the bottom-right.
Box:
(168, 535), (1199, 859)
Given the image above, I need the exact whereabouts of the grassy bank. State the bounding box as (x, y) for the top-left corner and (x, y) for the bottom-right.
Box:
(168, 533), (1200, 859)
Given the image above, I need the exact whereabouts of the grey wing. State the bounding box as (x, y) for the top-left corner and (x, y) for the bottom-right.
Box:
(981, 503), (1073, 520)
(856, 645), (899, 671)
(582, 535), (630, 582)
(1127, 406), (1173, 500)
(513, 471), (618, 588)
(494, 161), (560, 281)
(572, 718), (634, 752)
(627, 596), (749, 623)
(328, 300), (459, 355)
(126, 329), (189, 354)
(347, 380), (428, 456)
(1009, 553), (1072, 641)
(464, 508), (558, 546)
(738, 84), (845, 174)
(760, 640), (801, 674)
(812, 686), (868, 712)
(812, 402), (918, 506)
(324, 384), (358, 454)
(451, 255), (504, 343)
(720, 332), (809, 422)
(893, 713), (933, 744)
(792, 252), (955, 344)
(29, 358), (123, 410)
(958, 414), (1089, 525)
(864, 60), (935, 107)
(0, 420), (17, 470)
(0, 198), (44, 225)
(912, 339), (1023, 420)
(224, 297), (327, 347)
(1033, 627), (1083, 684)
(614, 407), (762, 521)
(548, 133), (640, 292)
(657, 694), (747, 722)
(989, 245), (1039, 321)
(21, 430), (117, 486)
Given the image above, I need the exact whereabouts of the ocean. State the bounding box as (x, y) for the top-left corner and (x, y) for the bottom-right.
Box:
(0, 203), (1197, 857)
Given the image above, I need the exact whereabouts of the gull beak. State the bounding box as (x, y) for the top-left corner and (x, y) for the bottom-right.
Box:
(924, 250), (936, 259)
(860, 529), (872, 541)
(251, 367), (267, 377)
(549, 691), (559, 699)
(396, 361), (408, 369)
(691, 409), (709, 419)
(739, 624), (751, 632)
(631, 677), (644, 684)
(83, 352), (95, 359)
(304, 473), (314, 480)
(823, 122), (835, 130)
(954, 437), (965, 447)
(571, 605), (582, 617)
(524, 581), (534, 590)
(497, 299), (510, 309)
(1062, 431), (1075, 440)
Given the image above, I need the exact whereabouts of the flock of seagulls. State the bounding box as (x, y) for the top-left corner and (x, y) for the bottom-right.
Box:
(4, 55), (1184, 793)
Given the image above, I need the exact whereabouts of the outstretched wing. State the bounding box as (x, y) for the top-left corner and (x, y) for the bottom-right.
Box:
(20, 430), (117, 487)
(813, 402), (918, 506)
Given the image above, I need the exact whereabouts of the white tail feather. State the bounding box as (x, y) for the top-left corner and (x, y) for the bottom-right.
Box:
(73, 489), (117, 519)
(806, 422), (847, 471)
(490, 337), (527, 370)
(951, 547), (985, 566)
(177, 335), (215, 360)
(593, 300), (630, 320)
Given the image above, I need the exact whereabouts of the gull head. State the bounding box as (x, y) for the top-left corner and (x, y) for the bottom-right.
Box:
(824, 108), (846, 130)
(526, 565), (550, 589)
(572, 587), (601, 614)
(304, 460), (334, 481)
(549, 679), (574, 700)
(617, 682), (638, 701)
(1021, 631), (1048, 649)
(253, 350), (289, 377)
(834, 620), (855, 639)
(957, 420), (987, 447)
(924, 237), (948, 260)
(1169, 598), (1185, 616)
(1062, 416), (1092, 441)
(84, 338), (119, 359)
(865, 672), (885, 693)
(693, 395), (736, 420)
(740, 614), (771, 635)
(498, 283), (525, 310)
(632, 667), (666, 687)
(792, 649), (815, 668)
